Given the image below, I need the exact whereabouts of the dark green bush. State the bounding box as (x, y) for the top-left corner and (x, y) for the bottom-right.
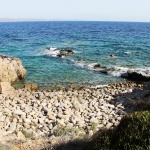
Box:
(86, 111), (150, 150)
(111, 111), (150, 150)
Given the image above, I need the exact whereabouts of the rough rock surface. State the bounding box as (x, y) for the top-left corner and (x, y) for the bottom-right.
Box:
(89, 63), (115, 74)
(122, 69), (150, 81)
(58, 49), (74, 57)
(0, 55), (26, 83)
(24, 83), (38, 92)
(0, 82), (15, 96)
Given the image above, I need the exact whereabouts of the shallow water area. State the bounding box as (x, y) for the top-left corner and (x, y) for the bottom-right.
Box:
(0, 21), (150, 89)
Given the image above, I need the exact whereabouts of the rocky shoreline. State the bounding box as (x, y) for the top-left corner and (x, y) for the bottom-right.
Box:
(0, 55), (26, 83)
(0, 55), (149, 149)
(0, 81), (144, 146)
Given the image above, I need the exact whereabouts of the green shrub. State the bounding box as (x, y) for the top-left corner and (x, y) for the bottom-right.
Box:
(111, 111), (150, 150)
(86, 111), (150, 150)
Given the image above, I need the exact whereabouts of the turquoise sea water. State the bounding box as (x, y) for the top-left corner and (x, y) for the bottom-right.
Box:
(0, 21), (150, 89)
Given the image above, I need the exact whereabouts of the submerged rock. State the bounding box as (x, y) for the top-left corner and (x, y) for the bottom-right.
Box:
(0, 55), (26, 83)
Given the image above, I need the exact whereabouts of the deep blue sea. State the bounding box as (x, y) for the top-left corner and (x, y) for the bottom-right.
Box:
(0, 21), (150, 89)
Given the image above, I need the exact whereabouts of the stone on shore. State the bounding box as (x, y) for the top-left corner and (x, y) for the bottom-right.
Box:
(24, 83), (38, 92)
(7, 122), (16, 133)
(17, 131), (26, 140)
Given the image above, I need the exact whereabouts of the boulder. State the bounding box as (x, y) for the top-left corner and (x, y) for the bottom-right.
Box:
(93, 64), (101, 69)
(7, 122), (16, 133)
(123, 69), (150, 81)
(24, 83), (38, 92)
(57, 49), (74, 57)
(90, 64), (116, 74)
(0, 55), (26, 83)
(90, 64), (108, 73)
(110, 54), (115, 58)
(17, 131), (26, 140)
(121, 73), (129, 78)
(0, 82), (15, 96)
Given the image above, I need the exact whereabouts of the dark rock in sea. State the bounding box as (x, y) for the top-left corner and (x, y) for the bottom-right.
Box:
(100, 68), (110, 74)
(58, 49), (74, 57)
(92, 64), (116, 75)
(121, 73), (129, 78)
(110, 54), (115, 58)
(122, 69), (150, 81)
(93, 64), (101, 69)
(92, 64), (108, 73)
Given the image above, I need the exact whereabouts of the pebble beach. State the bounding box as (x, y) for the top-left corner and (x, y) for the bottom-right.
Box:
(0, 81), (143, 144)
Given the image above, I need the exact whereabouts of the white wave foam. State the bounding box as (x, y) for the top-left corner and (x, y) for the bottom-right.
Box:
(49, 47), (58, 51)
(87, 63), (99, 69)
(110, 66), (150, 77)
(88, 84), (108, 88)
(128, 68), (150, 77)
(124, 51), (132, 54)
(73, 51), (81, 53)
(42, 47), (60, 57)
(44, 49), (60, 57)
(71, 60), (87, 68)
(73, 59), (150, 78)
(110, 67), (129, 77)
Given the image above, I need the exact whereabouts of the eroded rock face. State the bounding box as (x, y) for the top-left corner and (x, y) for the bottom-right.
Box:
(0, 55), (26, 83)
(0, 82), (15, 96)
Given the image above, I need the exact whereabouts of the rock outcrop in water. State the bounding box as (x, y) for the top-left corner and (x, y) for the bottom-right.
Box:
(58, 49), (74, 57)
(121, 69), (150, 81)
(0, 55), (26, 83)
(90, 63), (116, 74)
(46, 47), (74, 58)
(90, 63), (150, 82)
